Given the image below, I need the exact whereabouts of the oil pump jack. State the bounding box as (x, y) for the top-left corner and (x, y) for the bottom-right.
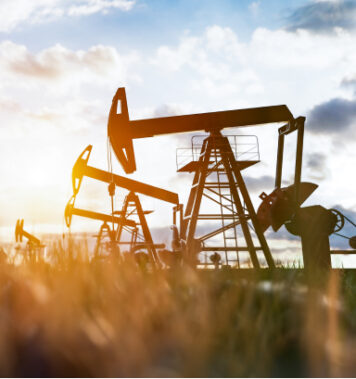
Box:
(65, 144), (178, 266)
(107, 88), (306, 268)
(15, 219), (45, 261)
(107, 87), (356, 270)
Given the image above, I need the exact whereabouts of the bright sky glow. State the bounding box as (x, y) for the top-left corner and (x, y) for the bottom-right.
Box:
(1, 0), (356, 264)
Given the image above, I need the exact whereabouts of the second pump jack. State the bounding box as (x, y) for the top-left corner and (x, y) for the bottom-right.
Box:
(65, 145), (179, 267)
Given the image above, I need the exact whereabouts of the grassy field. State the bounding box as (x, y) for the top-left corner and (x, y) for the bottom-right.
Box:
(1, 240), (356, 377)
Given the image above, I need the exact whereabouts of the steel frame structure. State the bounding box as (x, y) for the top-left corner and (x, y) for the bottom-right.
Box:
(177, 131), (275, 268)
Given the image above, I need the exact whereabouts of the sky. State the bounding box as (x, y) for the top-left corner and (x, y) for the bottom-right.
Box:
(1, 0), (356, 264)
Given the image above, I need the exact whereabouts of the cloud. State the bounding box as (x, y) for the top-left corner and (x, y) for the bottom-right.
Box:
(152, 104), (183, 118)
(150, 24), (356, 114)
(0, 96), (21, 113)
(0, 0), (58, 33)
(307, 152), (326, 170)
(0, 41), (141, 143)
(307, 97), (356, 134)
(305, 152), (329, 181)
(286, 0), (356, 33)
(0, 41), (138, 83)
(151, 25), (262, 98)
(341, 75), (356, 94)
(0, 0), (135, 33)
(266, 227), (299, 242)
(244, 175), (275, 193)
(68, 0), (135, 16)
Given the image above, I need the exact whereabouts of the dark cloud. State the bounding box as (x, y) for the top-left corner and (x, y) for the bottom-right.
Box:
(307, 152), (326, 170)
(244, 175), (275, 193)
(341, 76), (356, 95)
(307, 97), (356, 134)
(305, 152), (328, 180)
(266, 226), (300, 242)
(341, 77), (356, 87)
(286, 0), (356, 33)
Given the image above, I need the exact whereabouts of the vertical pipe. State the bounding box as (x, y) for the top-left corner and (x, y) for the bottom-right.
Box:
(294, 118), (305, 206)
(275, 132), (285, 188)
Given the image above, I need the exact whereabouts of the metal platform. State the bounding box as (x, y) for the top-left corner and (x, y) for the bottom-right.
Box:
(178, 160), (259, 172)
(176, 134), (260, 172)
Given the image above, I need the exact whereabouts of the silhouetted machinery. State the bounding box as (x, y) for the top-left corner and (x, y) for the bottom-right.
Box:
(15, 219), (45, 261)
(108, 88), (299, 268)
(256, 120), (356, 270)
(107, 87), (356, 270)
(65, 145), (177, 266)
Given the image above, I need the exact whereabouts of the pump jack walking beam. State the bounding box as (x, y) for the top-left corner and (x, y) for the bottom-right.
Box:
(64, 196), (136, 228)
(73, 145), (179, 205)
(108, 87), (295, 173)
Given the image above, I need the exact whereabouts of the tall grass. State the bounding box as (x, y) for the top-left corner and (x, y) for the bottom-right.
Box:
(0, 240), (356, 377)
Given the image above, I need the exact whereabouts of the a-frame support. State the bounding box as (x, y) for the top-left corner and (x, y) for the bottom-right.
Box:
(93, 222), (119, 258)
(116, 191), (161, 268)
(181, 131), (275, 268)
